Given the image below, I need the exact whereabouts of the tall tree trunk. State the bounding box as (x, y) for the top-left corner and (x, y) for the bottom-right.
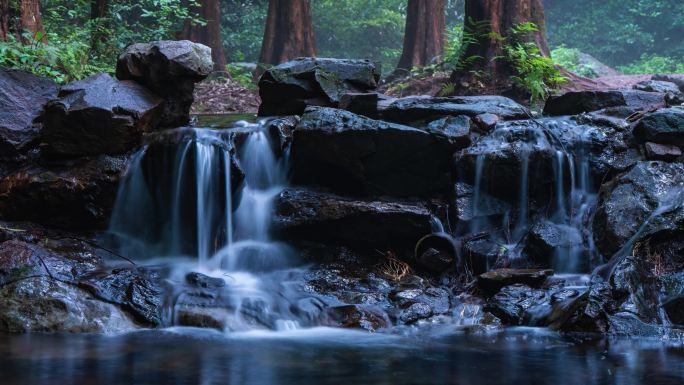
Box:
(18, 0), (45, 42)
(181, 0), (226, 70)
(258, 0), (316, 66)
(396, 0), (446, 71)
(90, 0), (109, 48)
(0, 0), (10, 41)
(450, 0), (548, 92)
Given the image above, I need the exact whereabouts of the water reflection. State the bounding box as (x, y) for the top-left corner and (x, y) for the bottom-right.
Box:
(0, 328), (682, 385)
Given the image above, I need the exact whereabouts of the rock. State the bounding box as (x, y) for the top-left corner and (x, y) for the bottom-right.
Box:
(0, 155), (127, 230)
(176, 306), (230, 330)
(273, 188), (433, 251)
(0, 68), (58, 160)
(116, 40), (213, 126)
(42, 73), (163, 156)
(477, 269), (553, 294)
(258, 58), (380, 116)
(454, 182), (511, 224)
(265, 116), (299, 156)
(0, 276), (136, 333)
(323, 304), (390, 332)
(399, 302), (433, 324)
(544, 90), (665, 116)
(661, 272), (684, 325)
(290, 107), (456, 197)
(473, 113), (500, 133)
(425, 116), (472, 150)
(339, 92), (379, 118)
(79, 267), (163, 326)
(414, 234), (457, 274)
(652, 74), (684, 93)
(634, 80), (682, 94)
(644, 142), (681, 161)
(484, 284), (552, 326)
(633, 107), (684, 146)
(462, 234), (508, 275)
(524, 221), (584, 268)
(382, 95), (529, 124)
(185, 272), (225, 289)
(593, 161), (684, 257)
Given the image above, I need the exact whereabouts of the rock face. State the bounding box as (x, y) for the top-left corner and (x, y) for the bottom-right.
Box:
(273, 188), (433, 250)
(258, 58), (380, 116)
(633, 107), (684, 146)
(42, 74), (163, 156)
(524, 221), (583, 268)
(382, 95), (529, 124)
(593, 161), (684, 257)
(0, 68), (58, 160)
(544, 90), (665, 116)
(116, 40), (213, 126)
(290, 107), (457, 197)
(0, 155), (127, 230)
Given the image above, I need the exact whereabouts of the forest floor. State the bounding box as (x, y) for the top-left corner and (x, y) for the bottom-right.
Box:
(192, 78), (260, 114)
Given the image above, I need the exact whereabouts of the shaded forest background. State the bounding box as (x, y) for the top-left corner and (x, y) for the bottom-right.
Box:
(1, 0), (683, 84)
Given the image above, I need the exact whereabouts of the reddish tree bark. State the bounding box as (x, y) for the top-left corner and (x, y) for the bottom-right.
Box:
(181, 0), (226, 70)
(0, 0), (9, 41)
(396, 0), (446, 71)
(258, 0), (316, 66)
(450, 0), (549, 92)
(0, 0), (45, 43)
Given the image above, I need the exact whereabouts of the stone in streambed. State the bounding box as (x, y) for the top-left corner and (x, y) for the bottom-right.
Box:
(116, 40), (213, 126)
(322, 304), (391, 332)
(42, 73), (163, 156)
(290, 107), (458, 198)
(644, 142), (681, 161)
(544, 90), (665, 116)
(477, 268), (553, 295)
(425, 115), (472, 150)
(633, 107), (684, 146)
(524, 221), (584, 268)
(382, 95), (528, 124)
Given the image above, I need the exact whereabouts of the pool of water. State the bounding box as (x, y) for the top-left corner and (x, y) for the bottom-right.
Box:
(1, 328), (682, 385)
(193, 113), (257, 128)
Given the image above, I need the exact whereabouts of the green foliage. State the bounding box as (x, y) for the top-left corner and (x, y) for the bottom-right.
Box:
(225, 63), (256, 89)
(504, 23), (566, 104)
(550, 46), (599, 78)
(618, 55), (684, 74)
(220, 0), (269, 62)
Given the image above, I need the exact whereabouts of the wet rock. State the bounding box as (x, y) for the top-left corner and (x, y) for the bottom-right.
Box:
(0, 155), (127, 230)
(484, 284), (552, 326)
(633, 107), (684, 146)
(42, 74), (162, 156)
(524, 221), (583, 268)
(116, 40), (213, 126)
(0, 276), (136, 333)
(634, 80), (682, 95)
(555, 281), (614, 333)
(0, 68), (58, 160)
(473, 113), (500, 133)
(258, 58), (380, 116)
(399, 302), (432, 324)
(544, 90), (665, 116)
(382, 95), (528, 124)
(186, 272), (225, 289)
(477, 269), (553, 294)
(339, 92), (379, 118)
(652, 74), (684, 93)
(607, 313), (668, 337)
(265, 116), (299, 156)
(176, 306), (230, 330)
(414, 234), (457, 274)
(389, 286), (450, 316)
(273, 187), (433, 250)
(462, 234), (508, 275)
(290, 107), (456, 197)
(79, 267), (163, 326)
(593, 161), (684, 257)
(454, 182), (511, 224)
(644, 142), (681, 161)
(323, 304), (390, 332)
(661, 272), (684, 325)
(425, 116), (472, 150)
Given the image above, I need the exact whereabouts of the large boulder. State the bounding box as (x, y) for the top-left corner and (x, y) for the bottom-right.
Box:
(290, 107), (458, 197)
(0, 68), (58, 160)
(0, 155), (127, 230)
(272, 188), (433, 251)
(258, 58), (380, 116)
(42, 73), (163, 156)
(116, 40), (213, 126)
(593, 161), (684, 257)
(382, 95), (529, 125)
(633, 107), (684, 146)
(544, 90), (665, 116)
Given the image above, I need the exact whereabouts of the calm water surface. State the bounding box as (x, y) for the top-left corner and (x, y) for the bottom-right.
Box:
(1, 327), (683, 385)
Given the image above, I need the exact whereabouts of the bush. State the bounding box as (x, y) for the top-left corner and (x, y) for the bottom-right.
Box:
(618, 55), (684, 74)
(551, 46), (600, 78)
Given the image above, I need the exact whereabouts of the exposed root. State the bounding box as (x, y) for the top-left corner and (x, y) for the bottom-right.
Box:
(374, 250), (412, 282)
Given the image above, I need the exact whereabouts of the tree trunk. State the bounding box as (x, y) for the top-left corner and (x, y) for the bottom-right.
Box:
(90, 0), (109, 48)
(18, 0), (45, 42)
(258, 0), (316, 66)
(450, 0), (548, 92)
(181, 0), (226, 70)
(0, 0), (9, 41)
(396, 0), (446, 71)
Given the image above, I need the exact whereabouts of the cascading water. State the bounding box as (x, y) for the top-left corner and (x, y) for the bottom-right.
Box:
(108, 121), (322, 332)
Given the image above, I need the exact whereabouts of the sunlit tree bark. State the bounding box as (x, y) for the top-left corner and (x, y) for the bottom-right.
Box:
(396, 0), (446, 71)
(258, 0), (316, 65)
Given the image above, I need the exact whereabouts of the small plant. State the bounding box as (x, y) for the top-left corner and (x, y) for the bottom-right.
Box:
(226, 63), (257, 90)
(618, 55), (684, 74)
(439, 82), (456, 96)
(375, 250), (412, 282)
